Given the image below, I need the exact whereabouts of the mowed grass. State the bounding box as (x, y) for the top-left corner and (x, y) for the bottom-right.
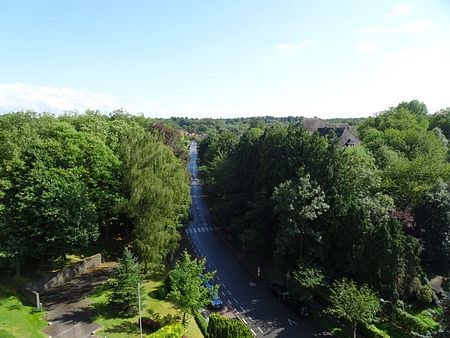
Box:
(88, 274), (203, 338)
(0, 283), (47, 338)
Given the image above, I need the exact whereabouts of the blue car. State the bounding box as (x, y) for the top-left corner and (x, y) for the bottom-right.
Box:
(204, 282), (223, 309)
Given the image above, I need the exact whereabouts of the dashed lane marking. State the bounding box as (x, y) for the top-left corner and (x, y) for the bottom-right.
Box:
(258, 327), (263, 333)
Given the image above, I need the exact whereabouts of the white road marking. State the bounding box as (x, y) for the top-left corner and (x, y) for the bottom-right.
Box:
(288, 318), (298, 326)
(221, 291), (226, 297)
(248, 316), (253, 321)
(227, 290), (232, 296)
(234, 297), (238, 304)
(217, 276), (221, 281)
(242, 318), (247, 324)
(221, 282), (226, 287)
(53, 323), (82, 337)
(240, 306), (245, 312)
(250, 328), (256, 336)
(258, 327), (263, 333)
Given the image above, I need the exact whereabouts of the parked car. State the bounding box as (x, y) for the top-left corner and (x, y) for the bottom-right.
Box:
(204, 281), (224, 309)
(268, 283), (292, 302)
(287, 298), (311, 318)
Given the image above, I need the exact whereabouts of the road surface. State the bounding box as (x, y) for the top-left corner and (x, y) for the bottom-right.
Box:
(186, 141), (328, 338)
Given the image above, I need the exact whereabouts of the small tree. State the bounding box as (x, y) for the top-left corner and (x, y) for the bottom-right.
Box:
(167, 250), (215, 325)
(292, 263), (324, 302)
(207, 313), (253, 338)
(327, 278), (381, 338)
(108, 247), (143, 317)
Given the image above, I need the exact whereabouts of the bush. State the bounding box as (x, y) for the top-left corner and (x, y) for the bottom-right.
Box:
(394, 308), (434, 334)
(193, 310), (208, 337)
(148, 323), (184, 338)
(207, 313), (253, 338)
(141, 318), (162, 333)
(416, 285), (434, 304)
(359, 324), (390, 338)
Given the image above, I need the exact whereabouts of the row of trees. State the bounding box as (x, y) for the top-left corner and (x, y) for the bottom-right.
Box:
(0, 110), (190, 274)
(198, 101), (450, 306)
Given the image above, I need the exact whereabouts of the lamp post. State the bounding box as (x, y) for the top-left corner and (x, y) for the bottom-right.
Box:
(380, 298), (393, 337)
(138, 283), (143, 338)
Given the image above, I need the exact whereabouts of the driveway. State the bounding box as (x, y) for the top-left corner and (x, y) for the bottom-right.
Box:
(41, 262), (117, 338)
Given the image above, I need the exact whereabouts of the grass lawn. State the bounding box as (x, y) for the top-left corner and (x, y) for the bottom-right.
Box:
(88, 274), (203, 338)
(0, 283), (47, 338)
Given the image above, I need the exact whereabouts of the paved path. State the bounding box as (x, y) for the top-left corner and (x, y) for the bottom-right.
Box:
(41, 262), (117, 338)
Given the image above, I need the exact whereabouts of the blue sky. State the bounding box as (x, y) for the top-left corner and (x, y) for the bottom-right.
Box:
(0, 0), (449, 118)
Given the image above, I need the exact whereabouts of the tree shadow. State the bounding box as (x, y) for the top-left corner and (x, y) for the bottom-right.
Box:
(104, 321), (139, 335)
(90, 301), (118, 320)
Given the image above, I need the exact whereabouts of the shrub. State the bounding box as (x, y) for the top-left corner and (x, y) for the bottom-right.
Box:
(359, 324), (390, 338)
(149, 323), (184, 338)
(193, 310), (208, 337)
(394, 308), (433, 334)
(207, 313), (253, 338)
(416, 285), (434, 304)
(141, 317), (162, 333)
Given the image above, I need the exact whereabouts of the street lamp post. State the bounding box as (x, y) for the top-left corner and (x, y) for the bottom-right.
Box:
(138, 283), (143, 338)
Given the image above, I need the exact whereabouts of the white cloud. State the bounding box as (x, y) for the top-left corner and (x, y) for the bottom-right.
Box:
(0, 82), (160, 115)
(359, 26), (387, 33)
(275, 40), (313, 56)
(360, 20), (432, 34)
(393, 19), (432, 33)
(386, 3), (411, 17)
(355, 40), (377, 54)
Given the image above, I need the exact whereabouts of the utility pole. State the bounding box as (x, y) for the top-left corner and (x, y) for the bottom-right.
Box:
(138, 282), (143, 338)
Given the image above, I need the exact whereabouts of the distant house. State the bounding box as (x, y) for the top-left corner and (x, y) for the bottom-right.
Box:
(302, 118), (361, 147)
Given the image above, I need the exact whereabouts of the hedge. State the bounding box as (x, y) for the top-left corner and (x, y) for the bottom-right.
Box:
(359, 324), (390, 338)
(207, 313), (253, 338)
(394, 308), (432, 334)
(194, 310), (208, 337)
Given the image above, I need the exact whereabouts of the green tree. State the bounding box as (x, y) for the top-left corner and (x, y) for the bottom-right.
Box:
(327, 278), (381, 338)
(108, 248), (143, 317)
(272, 172), (329, 268)
(120, 128), (190, 271)
(167, 251), (215, 326)
(414, 179), (450, 274)
(207, 313), (253, 338)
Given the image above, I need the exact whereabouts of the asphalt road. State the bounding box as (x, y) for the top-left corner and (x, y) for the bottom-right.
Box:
(186, 141), (329, 338)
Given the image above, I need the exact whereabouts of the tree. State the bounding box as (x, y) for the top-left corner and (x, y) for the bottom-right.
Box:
(207, 313), (253, 338)
(108, 248), (143, 317)
(414, 179), (450, 274)
(120, 128), (190, 271)
(272, 172), (329, 269)
(167, 251), (215, 326)
(327, 278), (381, 338)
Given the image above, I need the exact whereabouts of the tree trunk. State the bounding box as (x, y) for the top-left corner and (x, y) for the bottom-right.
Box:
(182, 312), (186, 326)
(353, 325), (357, 338)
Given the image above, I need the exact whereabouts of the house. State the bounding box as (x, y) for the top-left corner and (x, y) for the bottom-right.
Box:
(302, 118), (361, 147)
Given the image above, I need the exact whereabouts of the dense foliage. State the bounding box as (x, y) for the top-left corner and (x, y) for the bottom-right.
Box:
(327, 278), (381, 338)
(198, 100), (450, 307)
(0, 111), (190, 274)
(207, 313), (253, 338)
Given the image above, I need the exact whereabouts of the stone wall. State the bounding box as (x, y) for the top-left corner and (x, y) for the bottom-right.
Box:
(40, 254), (102, 291)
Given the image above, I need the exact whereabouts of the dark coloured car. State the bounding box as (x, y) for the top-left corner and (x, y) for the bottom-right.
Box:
(268, 283), (292, 302)
(288, 299), (311, 318)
